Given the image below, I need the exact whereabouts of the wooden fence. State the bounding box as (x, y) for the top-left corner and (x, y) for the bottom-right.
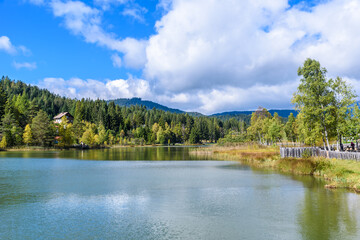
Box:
(280, 147), (360, 161)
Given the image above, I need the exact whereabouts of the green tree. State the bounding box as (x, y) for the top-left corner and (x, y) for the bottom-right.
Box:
(293, 59), (336, 150)
(295, 112), (322, 146)
(0, 84), (6, 120)
(57, 116), (74, 147)
(80, 122), (97, 146)
(74, 101), (85, 124)
(157, 126), (166, 144)
(267, 114), (283, 144)
(97, 124), (108, 145)
(347, 104), (360, 149)
(31, 110), (55, 147)
(285, 113), (297, 144)
(151, 123), (159, 143)
(189, 126), (201, 144)
(247, 108), (271, 144)
(332, 77), (356, 149)
(1, 112), (19, 147)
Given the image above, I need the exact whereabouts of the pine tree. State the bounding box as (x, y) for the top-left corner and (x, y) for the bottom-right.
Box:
(31, 110), (55, 147)
(0, 85), (6, 120)
(189, 126), (201, 144)
(1, 112), (18, 147)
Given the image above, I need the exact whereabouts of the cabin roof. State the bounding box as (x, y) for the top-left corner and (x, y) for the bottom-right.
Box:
(53, 112), (73, 119)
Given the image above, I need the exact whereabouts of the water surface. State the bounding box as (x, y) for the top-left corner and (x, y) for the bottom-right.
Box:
(0, 147), (359, 240)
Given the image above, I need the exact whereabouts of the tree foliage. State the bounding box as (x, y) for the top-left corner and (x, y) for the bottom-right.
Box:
(292, 59), (356, 149)
(23, 124), (33, 146)
(31, 110), (55, 147)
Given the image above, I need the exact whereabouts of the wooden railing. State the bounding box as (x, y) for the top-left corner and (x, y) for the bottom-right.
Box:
(280, 147), (360, 161)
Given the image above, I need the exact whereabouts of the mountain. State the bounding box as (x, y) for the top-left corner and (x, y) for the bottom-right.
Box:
(108, 98), (297, 119)
(211, 109), (298, 118)
(108, 98), (185, 114)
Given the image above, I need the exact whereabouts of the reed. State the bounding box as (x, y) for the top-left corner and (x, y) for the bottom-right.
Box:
(190, 144), (360, 192)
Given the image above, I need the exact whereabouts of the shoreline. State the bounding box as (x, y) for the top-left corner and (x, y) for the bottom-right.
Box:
(190, 144), (360, 193)
(0, 143), (208, 152)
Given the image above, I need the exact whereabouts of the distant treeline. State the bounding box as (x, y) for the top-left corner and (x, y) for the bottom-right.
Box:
(0, 76), (250, 148)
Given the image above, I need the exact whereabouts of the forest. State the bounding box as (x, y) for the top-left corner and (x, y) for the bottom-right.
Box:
(0, 76), (247, 148)
(0, 59), (356, 149)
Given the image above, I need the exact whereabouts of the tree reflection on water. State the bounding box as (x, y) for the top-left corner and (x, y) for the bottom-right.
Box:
(297, 176), (358, 240)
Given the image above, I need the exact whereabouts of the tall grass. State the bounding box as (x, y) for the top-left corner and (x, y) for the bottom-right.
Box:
(190, 144), (360, 192)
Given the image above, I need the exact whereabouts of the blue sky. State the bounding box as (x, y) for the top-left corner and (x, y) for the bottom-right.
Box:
(1, 0), (360, 114)
(0, 0), (160, 81)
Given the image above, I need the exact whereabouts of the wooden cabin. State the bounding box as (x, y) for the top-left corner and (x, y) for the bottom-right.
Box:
(53, 112), (74, 124)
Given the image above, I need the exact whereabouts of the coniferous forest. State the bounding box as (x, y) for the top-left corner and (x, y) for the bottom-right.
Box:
(0, 76), (247, 148)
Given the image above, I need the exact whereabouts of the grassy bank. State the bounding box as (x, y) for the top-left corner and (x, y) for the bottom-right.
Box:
(190, 144), (360, 192)
(2, 145), (105, 151)
(1, 143), (206, 152)
(3, 146), (60, 152)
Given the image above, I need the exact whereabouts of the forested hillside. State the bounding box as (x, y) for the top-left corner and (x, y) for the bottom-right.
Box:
(0, 76), (249, 148)
(108, 98), (184, 114)
(211, 109), (298, 120)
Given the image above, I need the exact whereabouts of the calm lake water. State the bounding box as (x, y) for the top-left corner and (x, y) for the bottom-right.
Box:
(0, 146), (360, 240)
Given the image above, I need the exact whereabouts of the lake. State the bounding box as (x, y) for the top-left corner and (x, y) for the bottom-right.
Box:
(0, 146), (360, 240)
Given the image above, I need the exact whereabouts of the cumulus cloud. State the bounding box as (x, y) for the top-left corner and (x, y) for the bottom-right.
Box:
(145, 0), (295, 92)
(39, 76), (151, 100)
(13, 61), (37, 70)
(50, 0), (147, 68)
(0, 36), (31, 55)
(0, 36), (17, 54)
(144, 0), (360, 90)
(29, 0), (360, 114)
(195, 82), (299, 114)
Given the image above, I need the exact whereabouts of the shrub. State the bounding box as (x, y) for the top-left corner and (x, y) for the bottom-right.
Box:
(301, 149), (312, 158)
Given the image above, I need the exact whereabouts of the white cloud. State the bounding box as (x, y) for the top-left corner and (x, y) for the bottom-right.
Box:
(111, 53), (122, 68)
(18, 45), (32, 56)
(0, 36), (17, 54)
(13, 61), (37, 70)
(195, 81), (299, 114)
(0, 36), (31, 56)
(122, 5), (147, 23)
(145, 0), (294, 93)
(93, 0), (128, 10)
(29, 0), (360, 114)
(144, 0), (360, 91)
(156, 0), (173, 12)
(49, 0), (147, 68)
(39, 76), (151, 100)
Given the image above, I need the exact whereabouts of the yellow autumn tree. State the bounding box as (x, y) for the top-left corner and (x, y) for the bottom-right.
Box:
(0, 135), (7, 149)
(23, 124), (33, 146)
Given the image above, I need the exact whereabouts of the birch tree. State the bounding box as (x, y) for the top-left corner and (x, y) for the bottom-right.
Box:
(292, 59), (335, 150)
